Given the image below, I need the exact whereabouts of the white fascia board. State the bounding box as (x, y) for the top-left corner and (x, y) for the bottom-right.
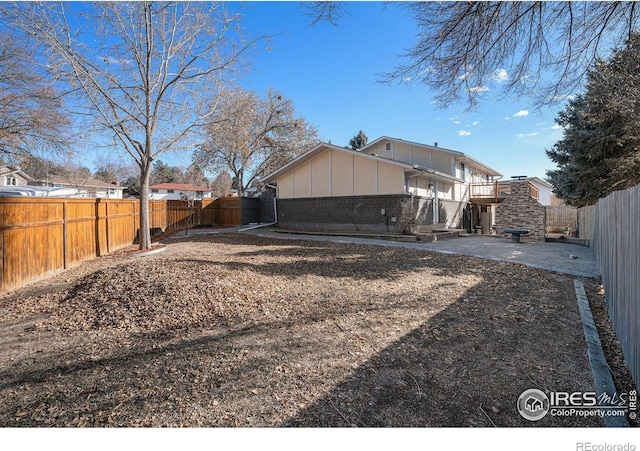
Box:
(409, 164), (464, 183)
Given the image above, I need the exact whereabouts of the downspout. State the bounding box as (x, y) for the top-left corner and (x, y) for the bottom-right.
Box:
(238, 183), (278, 232)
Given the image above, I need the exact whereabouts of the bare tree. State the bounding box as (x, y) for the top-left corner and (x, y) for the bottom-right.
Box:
(210, 172), (233, 198)
(301, 2), (351, 27)
(0, 31), (71, 163)
(5, 2), (260, 249)
(306, 1), (640, 110)
(195, 88), (318, 196)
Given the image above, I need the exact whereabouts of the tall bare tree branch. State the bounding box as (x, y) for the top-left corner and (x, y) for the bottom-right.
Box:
(305, 1), (640, 110)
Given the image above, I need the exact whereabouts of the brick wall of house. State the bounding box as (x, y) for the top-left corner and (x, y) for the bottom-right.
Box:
(276, 195), (406, 233)
(494, 181), (546, 240)
(276, 195), (465, 234)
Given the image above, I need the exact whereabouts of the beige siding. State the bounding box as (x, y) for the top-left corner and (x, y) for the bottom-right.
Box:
(431, 150), (453, 175)
(363, 141), (393, 159)
(377, 163), (403, 194)
(293, 162), (311, 197)
(438, 182), (453, 200)
(331, 150), (354, 196)
(412, 147), (431, 167)
(408, 175), (432, 197)
(311, 150), (331, 197)
(353, 155), (377, 195)
(278, 172), (294, 198)
(393, 142), (412, 165)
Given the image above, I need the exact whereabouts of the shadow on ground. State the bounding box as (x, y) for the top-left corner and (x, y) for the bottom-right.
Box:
(0, 233), (603, 427)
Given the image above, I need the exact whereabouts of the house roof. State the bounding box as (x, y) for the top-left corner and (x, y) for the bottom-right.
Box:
(39, 175), (124, 190)
(362, 136), (503, 177)
(0, 165), (34, 181)
(0, 186), (78, 197)
(150, 183), (211, 192)
(263, 140), (475, 185)
(526, 177), (553, 189)
(263, 142), (427, 184)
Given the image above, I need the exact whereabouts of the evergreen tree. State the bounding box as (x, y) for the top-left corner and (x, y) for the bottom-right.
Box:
(348, 130), (368, 150)
(546, 33), (640, 206)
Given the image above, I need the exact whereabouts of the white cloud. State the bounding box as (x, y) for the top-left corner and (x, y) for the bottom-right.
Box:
(453, 121), (461, 125)
(536, 122), (547, 126)
(469, 86), (489, 93)
(504, 117), (511, 121)
(551, 124), (562, 130)
(458, 130), (472, 137)
(471, 121), (479, 126)
(513, 110), (529, 118)
(491, 68), (509, 82)
(514, 132), (538, 138)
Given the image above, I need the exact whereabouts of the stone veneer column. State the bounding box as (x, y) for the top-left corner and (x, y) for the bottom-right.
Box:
(494, 181), (546, 240)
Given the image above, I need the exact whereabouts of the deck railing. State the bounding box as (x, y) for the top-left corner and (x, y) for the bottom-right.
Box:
(470, 181), (539, 202)
(469, 181), (511, 201)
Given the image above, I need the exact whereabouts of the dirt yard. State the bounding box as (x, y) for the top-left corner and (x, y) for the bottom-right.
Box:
(0, 233), (635, 427)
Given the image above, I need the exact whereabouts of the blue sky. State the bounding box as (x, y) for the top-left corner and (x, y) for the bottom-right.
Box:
(216, 1), (567, 181)
(47, 1), (569, 181)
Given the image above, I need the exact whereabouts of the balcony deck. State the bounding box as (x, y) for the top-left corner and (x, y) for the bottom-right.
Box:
(469, 181), (538, 203)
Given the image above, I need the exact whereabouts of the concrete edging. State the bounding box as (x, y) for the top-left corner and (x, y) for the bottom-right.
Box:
(130, 245), (168, 258)
(574, 279), (629, 427)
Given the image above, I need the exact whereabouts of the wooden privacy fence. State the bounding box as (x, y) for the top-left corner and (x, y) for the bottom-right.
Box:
(0, 196), (245, 292)
(578, 184), (640, 387)
(545, 205), (578, 233)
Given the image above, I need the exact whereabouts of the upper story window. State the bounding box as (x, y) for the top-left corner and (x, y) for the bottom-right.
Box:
(385, 142), (392, 152)
(4, 176), (17, 186)
(167, 189), (175, 193)
(460, 163), (466, 180)
(151, 189), (159, 193)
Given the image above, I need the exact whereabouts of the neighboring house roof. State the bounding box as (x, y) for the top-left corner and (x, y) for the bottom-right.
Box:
(0, 165), (34, 181)
(362, 136), (503, 177)
(39, 175), (124, 190)
(0, 186), (78, 197)
(150, 183), (211, 192)
(526, 177), (553, 189)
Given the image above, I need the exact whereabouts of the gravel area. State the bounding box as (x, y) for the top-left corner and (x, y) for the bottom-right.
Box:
(0, 233), (635, 427)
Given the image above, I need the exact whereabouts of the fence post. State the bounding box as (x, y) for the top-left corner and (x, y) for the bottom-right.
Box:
(105, 199), (110, 254)
(63, 199), (69, 268)
(95, 199), (100, 257)
(0, 201), (3, 291)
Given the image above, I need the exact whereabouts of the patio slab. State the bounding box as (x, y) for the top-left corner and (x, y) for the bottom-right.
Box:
(248, 229), (600, 278)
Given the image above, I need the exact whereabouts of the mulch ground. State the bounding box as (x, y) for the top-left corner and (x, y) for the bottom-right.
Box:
(0, 233), (635, 427)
